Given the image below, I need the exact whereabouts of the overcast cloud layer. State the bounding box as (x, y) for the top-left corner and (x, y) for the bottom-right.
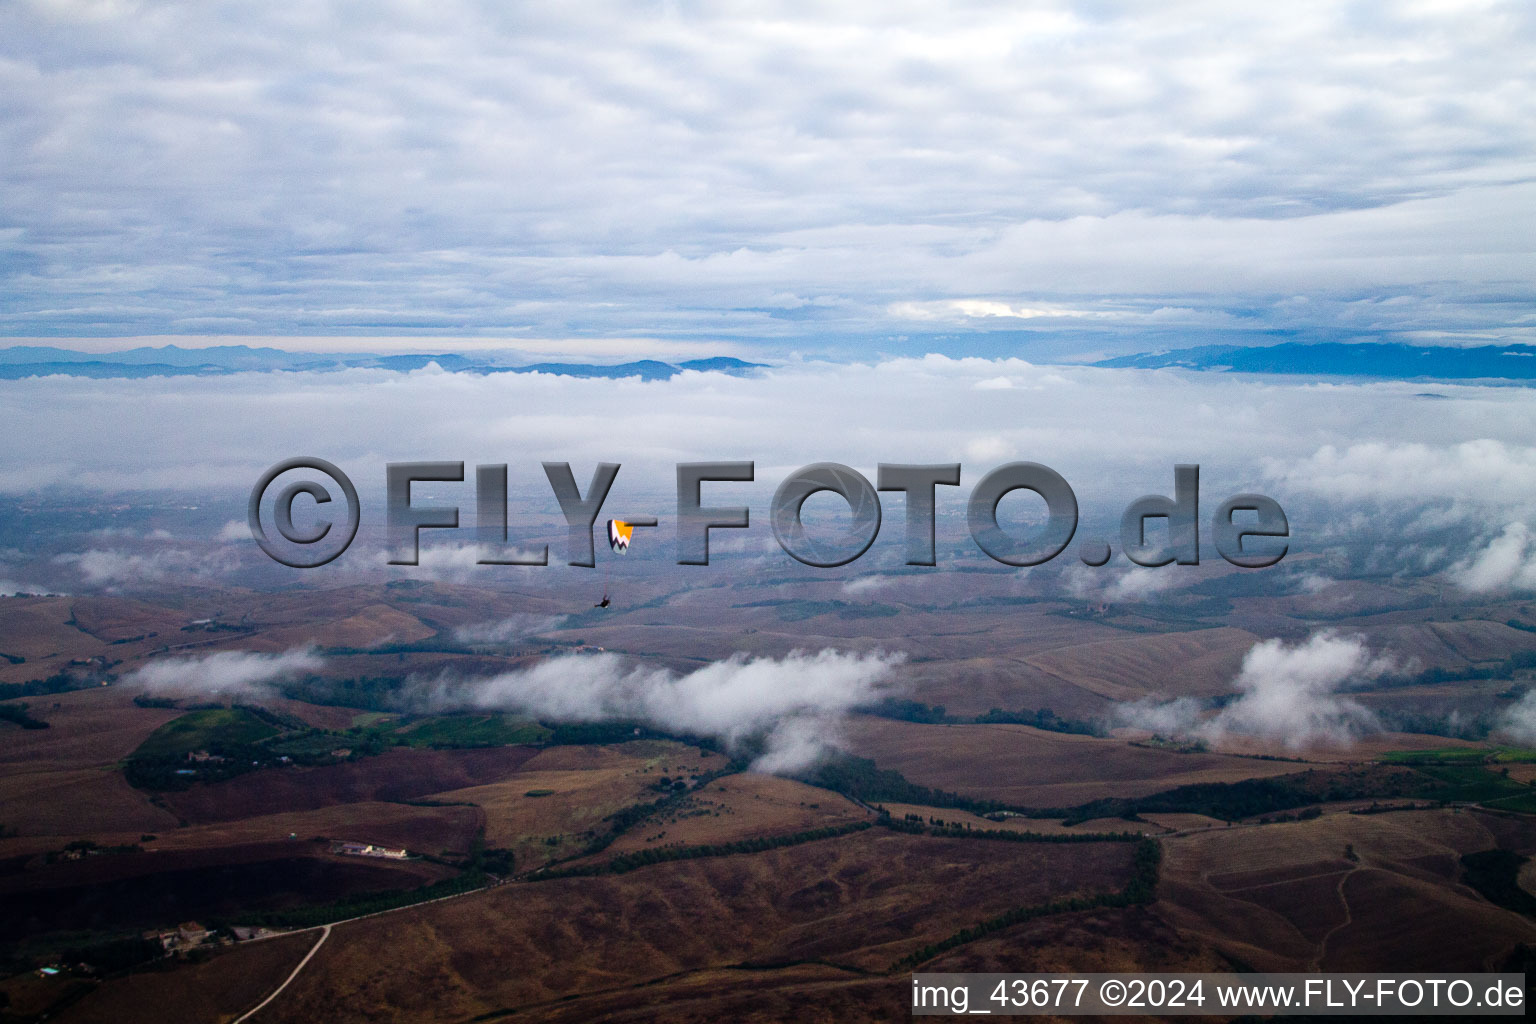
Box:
(6, 357), (1536, 596)
(2, 1), (1533, 352)
(7, 356), (1536, 500)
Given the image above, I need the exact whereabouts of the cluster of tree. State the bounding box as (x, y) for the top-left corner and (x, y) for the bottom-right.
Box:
(1377, 649), (1536, 692)
(0, 701), (48, 729)
(0, 667), (112, 701)
(651, 775), (692, 793)
(1045, 773), (1399, 825)
(545, 721), (651, 746)
(478, 847), (515, 876)
(233, 702), (308, 731)
(865, 698), (949, 724)
(1376, 709), (1493, 740)
(0, 932), (165, 981)
(1349, 801), (1436, 815)
(973, 706), (1101, 736)
(1460, 849), (1536, 917)
(44, 839), (144, 862)
(563, 766), (738, 862)
(804, 753), (986, 811)
(58, 935), (165, 974)
(876, 813), (1141, 844)
(860, 698), (1103, 736)
(811, 753), (1440, 825)
(279, 674), (408, 712)
(124, 742), (271, 791)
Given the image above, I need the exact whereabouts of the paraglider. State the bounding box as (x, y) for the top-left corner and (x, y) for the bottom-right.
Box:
(596, 519), (634, 607)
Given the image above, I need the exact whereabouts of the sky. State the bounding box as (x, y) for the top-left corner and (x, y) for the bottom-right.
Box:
(4, 2), (1536, 611)
(2, 1), (1534, 359)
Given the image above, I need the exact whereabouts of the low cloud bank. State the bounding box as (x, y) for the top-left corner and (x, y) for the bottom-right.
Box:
(1496, 690), (1536, 745)
(1452, 522), (1536, 594)
(1066, 566), (1182, 603)
(841, 575), (892, 597)
(1115, 631), (1397, 749)
(0, 580), (59, 596)
(121, 645), (902, 774)
(431, 648), (904, 773)
(125, 648), (322, 698)
(454, 614), (569, 645)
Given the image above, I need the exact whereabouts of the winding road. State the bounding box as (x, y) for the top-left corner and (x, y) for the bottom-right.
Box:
(231, 925), (331, 1024)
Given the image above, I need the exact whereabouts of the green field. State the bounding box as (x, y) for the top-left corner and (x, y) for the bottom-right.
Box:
(1483, 791), (1536, 813)
(134, 708), (550, 767)
(395, 713), (550, 749)
(1408, 764), (1533, 804)
(1383, 747), (1536, 765)
(132, 708), (279, 758)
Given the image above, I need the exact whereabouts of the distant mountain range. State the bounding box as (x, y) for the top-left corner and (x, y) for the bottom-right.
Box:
(1, 341), (1531, 383)
(1093, 342), (1536, 381)
(0, 345), (765, 381)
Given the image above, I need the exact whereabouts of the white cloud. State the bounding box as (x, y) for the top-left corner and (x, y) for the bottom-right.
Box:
(125, 647), (322, 698)
(1295, 573), (1336, 595)
(432, 648), (905, 773)
(454, 614), (568, 645)
(1267, 440), (1536, 508)
(1210, 632), (1396, 748)
(1496, 689), (1536, 746)
(1116, 631), (1398, 749)
(1066, 566), (1182, 603)
(55, 547), (204, 585)
(840, 574), (892, 596)
(1451, 522), (1536, 593)
(1113, 695), (1204, 737)
(355, 541), (553, 585)
(0, 579), (59, 596)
